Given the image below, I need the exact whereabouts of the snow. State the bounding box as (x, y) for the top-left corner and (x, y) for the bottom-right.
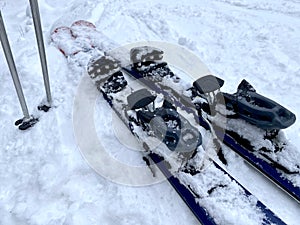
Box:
(0, 0), (300, 224)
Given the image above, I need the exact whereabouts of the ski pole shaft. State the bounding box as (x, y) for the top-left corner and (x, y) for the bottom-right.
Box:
(0, 11), (30, 119)
(29, 0), (52, 104)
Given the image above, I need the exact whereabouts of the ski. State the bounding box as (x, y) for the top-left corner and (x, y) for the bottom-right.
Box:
(122, 46), (300, 202)
(51, 20), (287, 225)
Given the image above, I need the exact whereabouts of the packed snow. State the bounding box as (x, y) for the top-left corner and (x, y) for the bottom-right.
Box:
(0, 0), (300, 224)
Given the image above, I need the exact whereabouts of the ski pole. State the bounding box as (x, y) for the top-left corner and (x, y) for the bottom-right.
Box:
(0, 11), (30, 120)
(28, 0), (52, 105)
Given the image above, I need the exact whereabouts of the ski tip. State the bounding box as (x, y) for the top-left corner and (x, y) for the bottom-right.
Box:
(71, 20), (96, 29)
(50, 26), (77, 56)
(70, 20), (97, 38)
(51, 26), (73, 43)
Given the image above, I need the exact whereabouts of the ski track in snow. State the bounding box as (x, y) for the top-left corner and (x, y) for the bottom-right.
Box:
(0, 0), (299, 224)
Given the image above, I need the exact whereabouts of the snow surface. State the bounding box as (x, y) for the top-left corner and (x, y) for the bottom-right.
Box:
(0, 0), (300, 224)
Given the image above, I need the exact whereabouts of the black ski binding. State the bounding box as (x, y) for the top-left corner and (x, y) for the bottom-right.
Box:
(193, 75), (296, 131)
(127, 88), (202, 152)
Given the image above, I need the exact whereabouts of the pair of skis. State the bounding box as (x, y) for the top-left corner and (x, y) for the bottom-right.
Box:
(122, 48), (300, 203)
(51, 20), (297, 224)
(87, 53), (285, 225)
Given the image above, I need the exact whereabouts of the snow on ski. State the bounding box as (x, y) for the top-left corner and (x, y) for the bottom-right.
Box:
(51, 20), (288, 224)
